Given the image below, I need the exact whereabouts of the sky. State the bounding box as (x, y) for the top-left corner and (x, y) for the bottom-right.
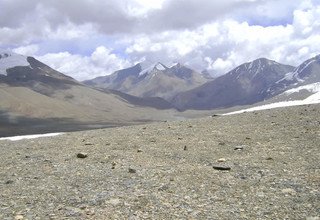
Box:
(0, 0), (320, 80)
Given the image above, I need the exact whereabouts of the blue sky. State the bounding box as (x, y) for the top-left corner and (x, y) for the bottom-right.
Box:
(0, 0), (319, 80)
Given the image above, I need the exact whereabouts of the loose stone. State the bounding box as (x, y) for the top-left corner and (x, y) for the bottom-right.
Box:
(128, 168), (136, 173)
(77, 153), (88, 158)
(212, 165), (231, 171)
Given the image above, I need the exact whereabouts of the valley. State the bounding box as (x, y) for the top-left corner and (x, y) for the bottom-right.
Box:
(1, 51), (320, 139)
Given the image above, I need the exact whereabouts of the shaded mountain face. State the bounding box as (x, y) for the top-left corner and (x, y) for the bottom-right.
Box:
(171, 58), (295, 110)
(0, 51), (79, 96)
(83, 62), (211, 100)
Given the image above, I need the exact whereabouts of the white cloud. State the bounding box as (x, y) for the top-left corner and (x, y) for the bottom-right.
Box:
(123, 2), (320, 76)
(36, 46), (131, 81)
(1, 0), (320, 80)
(12, 44), (39, 56)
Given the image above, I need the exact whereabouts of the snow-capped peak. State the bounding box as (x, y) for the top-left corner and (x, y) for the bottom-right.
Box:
(0, 50), (29, 75)
(154, 62), (167, 71)
(138, 62), (168, 76)
(169, 62), (181, 68)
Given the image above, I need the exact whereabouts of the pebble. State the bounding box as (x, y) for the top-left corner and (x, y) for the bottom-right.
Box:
(77, 153), (88, 158)
(217, 158), (226, 162)
(281, 188), (297, 195)
(5, 180), (14, 184)
(234, 145), (245, 150)
(212, 165), (231, 171)
(137, 149), (142, 153)
(14, 215), (24, 220)
(128, 168), (136, 173)
(184, 146), (187, 151)
(107, 198), (121, 206)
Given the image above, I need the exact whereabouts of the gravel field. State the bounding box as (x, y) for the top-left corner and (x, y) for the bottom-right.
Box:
(0, 104), (319, 219)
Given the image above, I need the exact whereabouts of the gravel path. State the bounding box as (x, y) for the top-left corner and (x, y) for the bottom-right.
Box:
(0, 104), (319, 219)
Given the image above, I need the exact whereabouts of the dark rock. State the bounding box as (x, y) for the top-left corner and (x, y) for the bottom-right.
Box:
(234, 146), (244, 150)
(5, 180), (14, 184)
(184, 146), (187, 151)
(77, 153), (88, 158)
(128, 168), (136, 173)
(137, 149), (142, 153)
(111, 161), (116, 169)
(212, 165), (231, 171)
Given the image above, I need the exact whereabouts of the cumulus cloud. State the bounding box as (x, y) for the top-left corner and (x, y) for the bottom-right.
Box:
(12, 44), (39, 56)
(36, 46), (131, 81)
(1, 0), (320, 79)
(123, 2), (320, 76)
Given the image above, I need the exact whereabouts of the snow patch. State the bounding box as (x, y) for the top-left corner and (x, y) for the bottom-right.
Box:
(169, 62), (180, 68)
(0, 51), (29, 75)
(285, 82), (320, 95)
(138, 63), (156, 76)
(155, 63), (166, 71)
(224, 83), (320, 115)
(0, 133), (63, 141)
(138, 62), (167, 76)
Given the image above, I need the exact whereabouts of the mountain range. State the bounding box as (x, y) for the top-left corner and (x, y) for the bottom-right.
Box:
(83, 61), (212, 100)
(1, 50), (319, 136)
(171, 58), (296, 110)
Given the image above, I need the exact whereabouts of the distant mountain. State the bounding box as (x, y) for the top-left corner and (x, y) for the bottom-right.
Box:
(0, 51), (79, 97)
(83, 61), (212, 100)
(266, 54), (320, 103)
(270, 54), (320, 93)
(171, 58), (295, 110)
(0, 51), (176, 137)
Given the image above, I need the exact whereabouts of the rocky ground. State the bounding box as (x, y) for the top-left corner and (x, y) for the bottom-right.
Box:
(0, 104), (319, 219)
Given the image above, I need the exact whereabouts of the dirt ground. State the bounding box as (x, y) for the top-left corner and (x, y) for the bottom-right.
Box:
(0, 104), (319, 219)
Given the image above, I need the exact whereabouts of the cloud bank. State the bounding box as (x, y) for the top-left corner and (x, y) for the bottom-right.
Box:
(1, 0), (319, 80)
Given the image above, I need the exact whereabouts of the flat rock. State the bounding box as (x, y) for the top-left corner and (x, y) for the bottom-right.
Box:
(212, 165), (231, 171)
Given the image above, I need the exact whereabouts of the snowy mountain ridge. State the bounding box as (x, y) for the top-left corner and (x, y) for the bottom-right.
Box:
(277, 54), (320, 83)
